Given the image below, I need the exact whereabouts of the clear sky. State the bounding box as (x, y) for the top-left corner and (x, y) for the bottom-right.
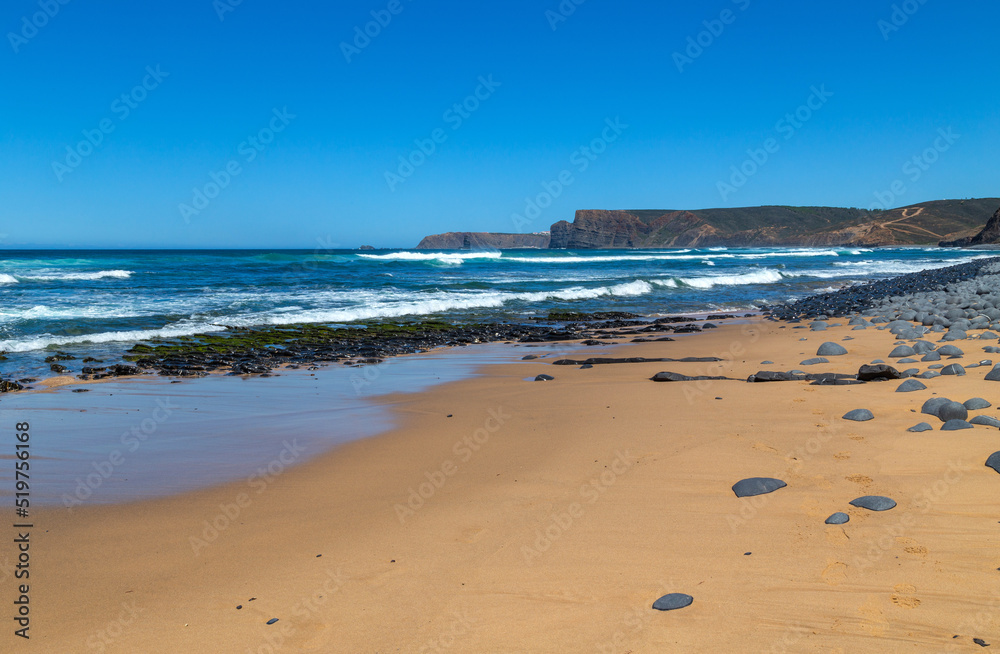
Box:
(1, 0), (997, 248)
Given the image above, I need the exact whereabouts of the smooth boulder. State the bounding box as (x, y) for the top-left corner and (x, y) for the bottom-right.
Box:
(817, 342), (848, 356)
(896, 379), (927, 392)
(907, 422), (933, 432)
(842, 409), (874, 422)
(941, 419), (974, 431)
(986, 451), (1000, 474)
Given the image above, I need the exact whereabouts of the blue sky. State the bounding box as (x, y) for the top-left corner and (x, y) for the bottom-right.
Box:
(1, 0), (997, 248)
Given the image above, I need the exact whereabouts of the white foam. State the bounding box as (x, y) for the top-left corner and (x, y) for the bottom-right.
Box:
(0, 274), (17, 284)
(677, 269), (789, 289)
(0, 323), (227, 353)
(357, 252), (502, 265)
(11, 270), (133, 281)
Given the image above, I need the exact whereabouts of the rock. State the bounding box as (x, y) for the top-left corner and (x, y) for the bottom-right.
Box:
(800, 358), (830, 366)
(825, 512), (850, 525)
(896, 379), (927, 392)
(266, 618), (279, 625)
(817, 342), (848, 356)
(964, 398), (992, 410)
(888, 345), (916, 357)
(921, 351), (942, 361)
(842, 409), (874, 421)
(986, 451), (1000, 474)
(49, 363), (69, 374)
(732, 477), (787, 497)
(651, 372), (731, 382)
(937, 344), (964, 357)
(810, 321), (828, 331)
(849, 495), (896, 511)
(747, 371), (802, 382)
(857, 364), (901, 381)
(941, 419), (974, 430)
(652, 593), (694, 611)
(937, 400), (969, 422)
(534, 374), (554, 381)
(907, 422), (933, 432)
(940, 363), (966, 376)
(970, 415), (1000, 428)
(521, 355), (539, 360)
(917, 371), (941, 379)
(985, 364), (1000, 381)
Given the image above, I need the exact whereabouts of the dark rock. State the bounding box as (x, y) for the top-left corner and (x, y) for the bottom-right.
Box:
(849, 495), (896, 511)
(534, 374), (554, 381)
(843, 409), (874, 421)
(986, 451), (1000, 474)
(896, 379), (927, 392)
(941, 363), (966, 376)
(817, 342), (848, 356)
(857, 364), (902, 381)
(800, 358), (830, 366)
(888, 345), (916, 358)
(941, 419), (974, 431)
(825, 512), (850, 525)
(937, 344), (964, 357)
(964, 398), (992, 410)
(732, 477), (787, 497)
(907, 422), (933, 432)
(652, 593), (694, 611)
(49, 363), (69, 374)
(970, 415), (1000, 428)
(652, 372), (732, 382)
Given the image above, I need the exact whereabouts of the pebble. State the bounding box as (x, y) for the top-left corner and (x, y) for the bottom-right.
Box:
(907, 422), (933, 432)
(849, 496), (896, 511)
(652, 593), (694, 611)
(825, 512), (850, 525)
(732, 477), (787, 498)
(534, 374), (554, 381)
(842, 409), (874, 422)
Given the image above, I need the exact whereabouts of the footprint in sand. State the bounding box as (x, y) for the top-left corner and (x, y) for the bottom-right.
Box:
(896, 537), (928, 556)
(891, 593), (921, 609)
(822, 561), (848, 585)
(834, 451), (851, 460)
(849, 435), (864, 442)
(845, 474), (873, 486)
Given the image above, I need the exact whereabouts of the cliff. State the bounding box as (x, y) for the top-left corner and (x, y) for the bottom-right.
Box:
(548, 199), (999, 248)
(939, 204), (1000, 247)
(416, 232), (550, 249)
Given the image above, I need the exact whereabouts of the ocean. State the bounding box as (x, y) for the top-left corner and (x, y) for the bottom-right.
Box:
(0, 247), (991, 379)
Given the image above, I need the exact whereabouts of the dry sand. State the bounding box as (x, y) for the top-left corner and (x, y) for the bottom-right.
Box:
(4, 318), (1000, 652)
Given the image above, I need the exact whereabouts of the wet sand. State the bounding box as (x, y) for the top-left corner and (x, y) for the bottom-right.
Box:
(4, 318), (1000, 652)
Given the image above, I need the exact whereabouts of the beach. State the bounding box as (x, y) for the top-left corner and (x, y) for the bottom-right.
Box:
(6, 311), (1000, 652)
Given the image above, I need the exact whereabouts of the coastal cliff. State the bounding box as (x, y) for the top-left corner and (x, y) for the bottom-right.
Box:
(418, 199), (999, 249)
(939, 204), (1000, 247)
(549, 199), (1000, 248)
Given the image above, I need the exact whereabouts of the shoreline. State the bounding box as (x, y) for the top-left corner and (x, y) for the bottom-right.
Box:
(6, 311), (1000, 650)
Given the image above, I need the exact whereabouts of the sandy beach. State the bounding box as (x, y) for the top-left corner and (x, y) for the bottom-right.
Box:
(3, 317), (999, 652)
